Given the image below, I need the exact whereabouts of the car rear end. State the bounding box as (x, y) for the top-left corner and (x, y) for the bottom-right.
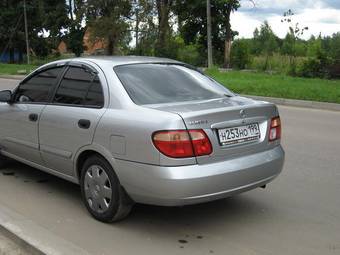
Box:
(113, 63), (285, 206)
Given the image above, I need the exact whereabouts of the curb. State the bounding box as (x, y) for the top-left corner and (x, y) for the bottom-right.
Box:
(0, 206), (90, 255)
(243, 95), (340, 112)
(0, 75), (25, 80)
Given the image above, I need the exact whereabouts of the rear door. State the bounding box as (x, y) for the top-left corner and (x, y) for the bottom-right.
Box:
(39, 64), (107, 177)
(0, 67), (64, 164)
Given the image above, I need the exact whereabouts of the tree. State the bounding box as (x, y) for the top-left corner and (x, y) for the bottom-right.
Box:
(220, 0), (240, 68)
(254, 21), (279, 70)
(130, 0), (156, 55)
(281, 9), (308, 74)
(231, 39), (251, 69)
(67, 26), (85, 57)
(155, 0), (174, 57)
(0, 0), (25, 62)
(324, 32), (340, 60)
(251, 28), (262, 55)
(66, 0), (86, 57)
(175, 0), (226, 65)
(40, 0), (69, 49)
(175, 0), (254, 66)
(0, 0), (69, 62)
(281, 32), (295, 56)
(85, 0), (132, 55)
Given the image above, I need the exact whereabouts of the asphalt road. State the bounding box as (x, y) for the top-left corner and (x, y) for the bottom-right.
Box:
(0, 78), (339, 255)
(0, 233), (29, 255)
(0, 78), (19, 90)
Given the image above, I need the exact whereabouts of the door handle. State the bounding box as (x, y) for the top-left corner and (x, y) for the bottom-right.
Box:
(78, 119), (91, 129)
(29, 113), (38, 122)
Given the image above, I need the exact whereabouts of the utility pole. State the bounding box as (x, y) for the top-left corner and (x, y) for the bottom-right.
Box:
(207, 0), (213, 68)
(135, 6), (139, 51)
(23, 0), (30, 64)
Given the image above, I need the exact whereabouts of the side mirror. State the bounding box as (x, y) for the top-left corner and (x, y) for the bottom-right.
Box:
(0, 90), (12, 103)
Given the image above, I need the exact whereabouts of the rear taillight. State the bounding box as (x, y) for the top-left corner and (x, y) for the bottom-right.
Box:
(269, 117), (281, 142)
(152, 129), (212, 158)
(190, 130), (213, 156)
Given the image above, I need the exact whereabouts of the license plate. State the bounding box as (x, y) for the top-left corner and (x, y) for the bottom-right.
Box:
(218, 123), (260, 146)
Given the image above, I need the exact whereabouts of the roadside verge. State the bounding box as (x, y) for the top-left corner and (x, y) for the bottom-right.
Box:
(0, 75), (26, 80)
(244, 95), (340, 112)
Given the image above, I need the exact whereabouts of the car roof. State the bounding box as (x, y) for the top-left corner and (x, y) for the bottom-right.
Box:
(35, 56), (184, 73)
(80, 56), (183, 67)
(22, 56), (186, 84)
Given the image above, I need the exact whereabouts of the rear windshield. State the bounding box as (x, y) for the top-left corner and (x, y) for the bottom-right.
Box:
(114, 64), (233, 105)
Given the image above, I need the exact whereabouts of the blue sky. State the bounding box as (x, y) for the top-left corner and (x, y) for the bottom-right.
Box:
(231, 0), (340, 39)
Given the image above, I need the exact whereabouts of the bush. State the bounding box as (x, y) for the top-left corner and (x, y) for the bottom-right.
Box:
(297, 50), (334, 78)
(174, 37), (204, 66)
(176, 43), (203, 66)
(231, 39), (252, 69)
(329, 60), (340, 79)
(249, 54), (305, 74)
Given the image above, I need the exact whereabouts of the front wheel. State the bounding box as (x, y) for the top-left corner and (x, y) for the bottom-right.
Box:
(80, 155), (133, 222)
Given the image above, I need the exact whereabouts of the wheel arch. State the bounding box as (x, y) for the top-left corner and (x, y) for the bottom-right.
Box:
(74, 144), (117, 182)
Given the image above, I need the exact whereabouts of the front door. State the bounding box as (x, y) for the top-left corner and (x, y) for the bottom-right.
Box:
(39, 66), (106, 177)
(0, 67), (64, 164)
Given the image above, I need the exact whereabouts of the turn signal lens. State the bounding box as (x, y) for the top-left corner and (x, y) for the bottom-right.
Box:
(269, 117), (281, 141)
(152, 130), (212, 158)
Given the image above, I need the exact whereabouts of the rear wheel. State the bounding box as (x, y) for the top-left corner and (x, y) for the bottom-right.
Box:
(80, 155), (133, 222)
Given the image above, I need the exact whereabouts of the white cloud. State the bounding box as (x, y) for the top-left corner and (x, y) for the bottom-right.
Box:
(232, 0), (340, 39)
(231, 12), (262, 38)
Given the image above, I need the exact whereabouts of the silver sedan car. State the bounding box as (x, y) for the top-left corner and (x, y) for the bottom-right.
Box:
(0, 57), (284, 222)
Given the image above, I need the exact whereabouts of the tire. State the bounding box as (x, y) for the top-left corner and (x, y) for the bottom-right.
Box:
(80, 155), (133, 223)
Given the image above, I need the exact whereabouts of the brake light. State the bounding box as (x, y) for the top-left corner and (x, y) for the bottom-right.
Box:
(190, 130), (213, 156)
(152, 130), (212, 158)
(269, 117), (281, 141)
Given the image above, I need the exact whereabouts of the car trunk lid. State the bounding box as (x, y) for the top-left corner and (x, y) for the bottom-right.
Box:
(146, 96), (279, 164)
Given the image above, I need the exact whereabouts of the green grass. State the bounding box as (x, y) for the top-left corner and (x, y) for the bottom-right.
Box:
(0, 54), (76, 75)
(0, 63), (38, 75)
(206, 69), (340, 104)
(249, 54), (306, 75)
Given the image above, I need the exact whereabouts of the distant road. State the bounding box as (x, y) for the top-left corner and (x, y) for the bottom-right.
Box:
(0, 78), (19, 90)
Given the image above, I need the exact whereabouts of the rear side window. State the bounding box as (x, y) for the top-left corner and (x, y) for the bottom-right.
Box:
(53, 67), (104, 107)
(14, 67), (63, 103)
(114, 64), (232, 105)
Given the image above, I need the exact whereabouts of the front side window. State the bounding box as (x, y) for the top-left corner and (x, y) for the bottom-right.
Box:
(53, 67), (104, 107)
(14, 67), (63, 103)
(114, 64), (233, 105)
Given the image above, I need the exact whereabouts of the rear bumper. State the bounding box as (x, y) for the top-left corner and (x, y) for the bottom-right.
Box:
(115, 145), (285, 206)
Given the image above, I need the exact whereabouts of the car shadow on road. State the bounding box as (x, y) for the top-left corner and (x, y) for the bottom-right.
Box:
(126, 194), (271, 227)
(1, 160), (274, 231)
